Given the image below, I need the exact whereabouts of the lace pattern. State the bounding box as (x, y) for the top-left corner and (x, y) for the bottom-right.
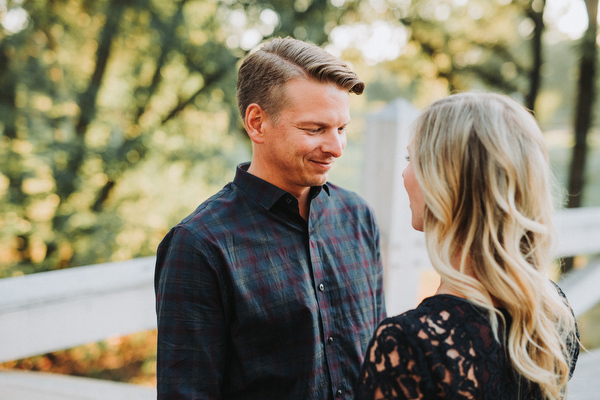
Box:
(355, 294), (578, 400)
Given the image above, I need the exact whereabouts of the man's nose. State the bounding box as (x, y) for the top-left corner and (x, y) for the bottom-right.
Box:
(322, 129), (344, 158)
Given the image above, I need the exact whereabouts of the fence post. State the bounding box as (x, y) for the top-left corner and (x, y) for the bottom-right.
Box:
(362, 98), (430, 316)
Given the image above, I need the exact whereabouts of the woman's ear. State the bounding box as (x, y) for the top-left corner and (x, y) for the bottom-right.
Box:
(245, 103), (266, 144)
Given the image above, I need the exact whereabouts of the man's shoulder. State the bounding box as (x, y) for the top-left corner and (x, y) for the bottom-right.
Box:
(323, 182), (376, 222)
(325, 182), (370, 207)
(174, 182), (248, 236)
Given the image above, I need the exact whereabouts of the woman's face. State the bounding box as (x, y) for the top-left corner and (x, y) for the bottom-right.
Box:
(402, 159), (425, 232)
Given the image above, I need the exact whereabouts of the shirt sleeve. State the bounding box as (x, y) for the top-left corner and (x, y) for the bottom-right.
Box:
(155, 226), (229, 400)
(355, 319), (434, 400)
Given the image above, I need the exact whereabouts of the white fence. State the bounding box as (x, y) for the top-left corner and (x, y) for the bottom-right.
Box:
(0, 258), (157, 399)
(0, 257), (156, 363)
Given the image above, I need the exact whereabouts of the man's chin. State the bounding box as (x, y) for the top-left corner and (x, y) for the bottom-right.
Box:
(305, 175), (328, 188)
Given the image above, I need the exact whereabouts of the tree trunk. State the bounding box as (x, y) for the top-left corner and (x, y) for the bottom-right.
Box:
(563, 0), (598, 274)
(567, 0), (598, 209)
(524, 0), (545, 112)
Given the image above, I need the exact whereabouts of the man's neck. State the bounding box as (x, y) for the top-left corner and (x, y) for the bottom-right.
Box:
(246, 162), (313, 220)
(297, 191), (311, 221)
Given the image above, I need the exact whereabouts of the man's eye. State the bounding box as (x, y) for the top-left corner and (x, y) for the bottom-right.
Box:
(303, 128), (321, 134)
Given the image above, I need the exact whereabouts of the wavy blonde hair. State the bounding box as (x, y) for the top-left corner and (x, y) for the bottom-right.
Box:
(409, 92), (577, 399)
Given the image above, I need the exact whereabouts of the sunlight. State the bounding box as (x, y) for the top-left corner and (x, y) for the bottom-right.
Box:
(546, 0), (590, 39)
(327, 0), (596, 66)
(328, 21), (408, 65)
(1, 6), (28, 34)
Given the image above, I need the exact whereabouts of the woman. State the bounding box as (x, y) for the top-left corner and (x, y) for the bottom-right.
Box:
(356, 93), (579, 400)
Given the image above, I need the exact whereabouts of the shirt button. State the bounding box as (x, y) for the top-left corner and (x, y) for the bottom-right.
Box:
(285, 197), (292, 204)
(318, 283), (325, 291)
(327, 336), (334, 344)
(336, 389), (343, 397)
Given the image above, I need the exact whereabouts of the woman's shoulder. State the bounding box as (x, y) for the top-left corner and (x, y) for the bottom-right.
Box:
(380, 294), (488, 334)
(371, 294), (498, 365)
(357, 295), (501, 400)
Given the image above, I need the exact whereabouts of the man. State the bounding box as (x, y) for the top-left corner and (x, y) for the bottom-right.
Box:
(155, 37), (386, 400)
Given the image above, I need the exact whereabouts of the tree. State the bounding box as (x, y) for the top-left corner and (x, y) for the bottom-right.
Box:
(567, 0), (599, 209)
(339, 0), (548, 111)
(559, 0), (599, 274)
(0, 0), (344, 277)
(0, 0), (229, 275)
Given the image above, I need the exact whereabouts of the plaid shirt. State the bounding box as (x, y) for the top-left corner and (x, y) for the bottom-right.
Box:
(155, 163), (386, 400)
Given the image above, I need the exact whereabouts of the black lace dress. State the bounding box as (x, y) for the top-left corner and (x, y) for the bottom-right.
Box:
(355, 293), (579, 400)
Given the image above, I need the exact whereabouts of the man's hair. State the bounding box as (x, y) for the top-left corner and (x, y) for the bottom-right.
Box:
(236, 37), (364, 121)
(409, 92), (577, 400)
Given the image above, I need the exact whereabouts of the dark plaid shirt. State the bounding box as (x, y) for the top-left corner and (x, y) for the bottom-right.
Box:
(155, 163), (386, 400)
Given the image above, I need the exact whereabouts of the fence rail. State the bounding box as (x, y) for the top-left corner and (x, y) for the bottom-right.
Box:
(0, 257), (156, 364)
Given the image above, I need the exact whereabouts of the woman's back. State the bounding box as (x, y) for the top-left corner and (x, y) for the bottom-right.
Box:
(356, 293), (578, 400)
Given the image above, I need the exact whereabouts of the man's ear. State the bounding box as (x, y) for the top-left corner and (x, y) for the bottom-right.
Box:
(245, 103), (267, 144)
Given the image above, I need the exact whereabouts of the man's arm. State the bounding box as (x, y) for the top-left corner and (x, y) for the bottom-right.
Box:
(371, 212), (387, 322)
(155, 227), (228, 400)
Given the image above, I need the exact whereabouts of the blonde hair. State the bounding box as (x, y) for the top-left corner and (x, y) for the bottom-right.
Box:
(236, 37), (364, 121)
(409, 92), (577, 399)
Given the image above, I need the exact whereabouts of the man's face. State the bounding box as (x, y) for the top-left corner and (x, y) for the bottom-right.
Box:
(258, 78), (350, 198)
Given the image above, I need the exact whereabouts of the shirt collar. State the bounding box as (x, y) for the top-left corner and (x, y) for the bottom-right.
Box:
(233, 162), (330, 211)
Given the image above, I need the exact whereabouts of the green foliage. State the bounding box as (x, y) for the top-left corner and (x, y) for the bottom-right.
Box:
(2, 0), (590, 275)
(0, 0), (346, 277)
(347, 0), (542, 108)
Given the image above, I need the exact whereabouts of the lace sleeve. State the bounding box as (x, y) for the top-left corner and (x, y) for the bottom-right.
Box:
(355, 319), (434, 400)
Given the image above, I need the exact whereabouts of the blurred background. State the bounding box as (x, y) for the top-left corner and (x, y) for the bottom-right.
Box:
(1, 0), (599, 391)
